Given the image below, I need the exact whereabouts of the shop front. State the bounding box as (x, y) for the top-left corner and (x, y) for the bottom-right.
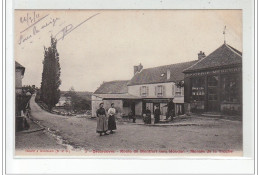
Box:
(184, 67), (242, 115)
(183, 44), (242, 115)
(142, 98), (184, 117)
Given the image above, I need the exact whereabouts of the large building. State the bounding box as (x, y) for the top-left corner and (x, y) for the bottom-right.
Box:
(183, 43), (242, 115)
(92, 60), (198, 118)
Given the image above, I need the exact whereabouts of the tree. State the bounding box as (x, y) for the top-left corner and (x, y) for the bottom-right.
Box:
(64, 87), (91, 112)
(65, 87), (77, 110)
(40, 36), (61, 110)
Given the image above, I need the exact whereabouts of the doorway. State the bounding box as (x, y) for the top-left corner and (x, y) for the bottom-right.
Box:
(207, 75), (220, 112)
(130, 102), (135, 115)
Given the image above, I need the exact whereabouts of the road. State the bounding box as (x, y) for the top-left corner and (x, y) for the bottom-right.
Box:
(27, 95), (242, 152)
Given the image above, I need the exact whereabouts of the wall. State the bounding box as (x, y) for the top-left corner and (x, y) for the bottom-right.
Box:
(128, 82), (184, 100)
(91, 95), (124, 118)
(103, 99), (123, 114)
(135, 101), (142, 116)
(15, 70), (23, 94)
(220, 103), (241, 115)
(91, 95), (103, 117)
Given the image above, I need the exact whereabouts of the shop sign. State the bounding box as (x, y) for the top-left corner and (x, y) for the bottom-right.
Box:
(185, 67), (241, 77)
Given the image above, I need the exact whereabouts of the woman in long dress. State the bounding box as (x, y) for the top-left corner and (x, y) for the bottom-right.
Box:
(96, 102), (109, 136)
(108, 103), (117, 134)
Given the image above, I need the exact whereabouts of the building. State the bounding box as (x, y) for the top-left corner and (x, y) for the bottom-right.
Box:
(127, 61), (198, 117)
(92, 60), (199, 118)
(15, 61), (25, 94)
(183, 43), (242, 115)
(91, 80), (141, 117)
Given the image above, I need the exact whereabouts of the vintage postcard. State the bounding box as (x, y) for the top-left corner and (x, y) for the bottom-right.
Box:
(14, 9), (243, 157)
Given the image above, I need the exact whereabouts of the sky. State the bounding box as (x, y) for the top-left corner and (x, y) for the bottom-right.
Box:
(15, 10), (242, 92)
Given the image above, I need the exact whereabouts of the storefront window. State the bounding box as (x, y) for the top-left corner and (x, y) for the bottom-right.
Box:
(191, 77), (205, 101)
(221, 75), (240, 103)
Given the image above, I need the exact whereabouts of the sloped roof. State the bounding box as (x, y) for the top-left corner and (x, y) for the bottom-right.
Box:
(15, 61), (25, 75)
(183, 44), (242, 73)
(128, 60), (198, 86)
(94, 80), (129, 94)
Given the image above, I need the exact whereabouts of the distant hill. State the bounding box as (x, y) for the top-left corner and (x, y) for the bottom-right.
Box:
(60, 91), (93, 101)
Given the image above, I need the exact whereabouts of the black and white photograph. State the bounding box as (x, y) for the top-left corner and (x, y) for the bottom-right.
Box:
(14, 9), (243, 156)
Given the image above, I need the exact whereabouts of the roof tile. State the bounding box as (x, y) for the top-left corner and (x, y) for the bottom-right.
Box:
(128, 60), (198, 85)
(94, 80), (129, 94)
(183, 44), (242, 73)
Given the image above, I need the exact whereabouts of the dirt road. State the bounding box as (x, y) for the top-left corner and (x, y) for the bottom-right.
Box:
(27, 95), (242, 151)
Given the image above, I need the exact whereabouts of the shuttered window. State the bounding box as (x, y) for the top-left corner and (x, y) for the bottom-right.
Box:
(156, 85), (165, 97)
(157, 85), (163, 96)
(176, 87), (182, 96)
(140, 86), (148, 97)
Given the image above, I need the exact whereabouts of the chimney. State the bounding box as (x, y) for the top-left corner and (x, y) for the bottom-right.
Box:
(134, 63), (143, 75)
(134, 66), (139, 75)
(198, 51), (206, 60)
(138, 63), (143, 71)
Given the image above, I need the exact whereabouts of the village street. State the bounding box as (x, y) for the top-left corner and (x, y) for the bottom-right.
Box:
(21, 95), (242, 152)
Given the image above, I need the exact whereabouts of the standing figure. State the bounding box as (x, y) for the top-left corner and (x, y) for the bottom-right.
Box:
(154, 105), (161, 124)
(96, 102), (109, 136)
(108, 103), (117, 134)
(145, 107), (152, 124)
(167, 98), (175, 121)
(128, 110), (136, 123)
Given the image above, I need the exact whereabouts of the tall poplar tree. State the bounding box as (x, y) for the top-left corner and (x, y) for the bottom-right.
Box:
(40, 36), (61, 110)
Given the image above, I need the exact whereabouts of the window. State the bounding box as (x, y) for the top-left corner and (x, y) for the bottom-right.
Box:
(221, 75), (240, 103)
(157, 85), (163, 96)
(175, 87), (181, 96)
(140, 86), (148, 97)
(191, 77), (205, 101)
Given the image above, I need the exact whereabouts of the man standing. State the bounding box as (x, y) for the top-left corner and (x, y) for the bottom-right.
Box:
(145, 107), (152, 124)
(154, 105), (161, 124)
(167, 98), (175, 121)
(128, 110), (136, 123)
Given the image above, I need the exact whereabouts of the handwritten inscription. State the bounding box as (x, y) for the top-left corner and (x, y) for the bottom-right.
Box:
(18, 11), (100, 46)
(55, 13), (100, 41)
(20, 11), (40, 27)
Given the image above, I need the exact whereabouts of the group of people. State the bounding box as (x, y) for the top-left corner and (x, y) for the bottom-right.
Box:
(96, 102), (117, 136)
(143, 105), (161, 124)
(143, 99), (175, 124)
(96, 99), (176, 135)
